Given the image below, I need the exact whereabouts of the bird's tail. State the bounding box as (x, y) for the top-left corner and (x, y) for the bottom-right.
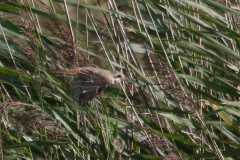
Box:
(46, 68), (79, 74)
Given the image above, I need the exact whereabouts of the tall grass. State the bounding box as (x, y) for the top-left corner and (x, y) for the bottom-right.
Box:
(1, 0), (240, 159)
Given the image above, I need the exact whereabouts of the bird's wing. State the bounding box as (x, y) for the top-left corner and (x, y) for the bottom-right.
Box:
(71, 80), (103, 104)
(77, 69), (109, 88)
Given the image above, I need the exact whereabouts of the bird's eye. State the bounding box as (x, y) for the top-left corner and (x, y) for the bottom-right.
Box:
(116, 74), (122, 78)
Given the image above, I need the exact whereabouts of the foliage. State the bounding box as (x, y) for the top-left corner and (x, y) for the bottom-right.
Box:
(0, 0), (240, 159)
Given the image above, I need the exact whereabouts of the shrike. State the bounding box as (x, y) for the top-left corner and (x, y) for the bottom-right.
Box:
(47, 67), (126, 104)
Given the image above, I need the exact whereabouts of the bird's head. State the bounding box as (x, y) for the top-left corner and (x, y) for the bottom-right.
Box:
(109, 70), (128, 84)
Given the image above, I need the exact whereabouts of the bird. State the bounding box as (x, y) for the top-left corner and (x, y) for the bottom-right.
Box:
(47, 67), (127, 104)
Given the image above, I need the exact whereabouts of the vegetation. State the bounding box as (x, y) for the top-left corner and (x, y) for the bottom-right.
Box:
(1, 0), (240, 159)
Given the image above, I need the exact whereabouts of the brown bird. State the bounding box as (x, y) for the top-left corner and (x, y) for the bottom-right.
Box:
(47, 67), (126, 104)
